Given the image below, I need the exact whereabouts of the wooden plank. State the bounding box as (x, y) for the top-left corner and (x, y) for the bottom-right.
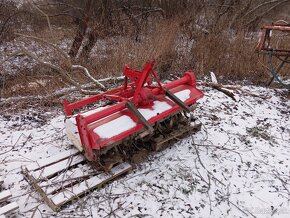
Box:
(31, 154), (86, 180)
(39, 167), (96, 195)
(0, 202), (18, 216)
(22, 168), (58, 212)
(0, 190), (11, 203)
(26, 149), (80, 171)
(50, 163), (132, 206)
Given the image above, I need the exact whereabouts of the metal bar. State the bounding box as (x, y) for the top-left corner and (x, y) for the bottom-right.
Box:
(65, 82), (136, 115)
(152, 121), (201, 151)
(262, 26), (290, 31)
(163, 76), (189, 90)
(126, 101), (154, 134)
(83, 101), (127, 124)
(164, 88), (192, 113)
(132, 62), (154, 103)
(267, 56), (289, 86)
(261, 48), (290, 53)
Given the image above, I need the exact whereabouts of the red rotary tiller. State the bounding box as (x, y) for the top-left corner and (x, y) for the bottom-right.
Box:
(63, 61), (203, 169)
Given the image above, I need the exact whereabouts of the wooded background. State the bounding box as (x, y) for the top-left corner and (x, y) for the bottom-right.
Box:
(1, 0), (290, 100)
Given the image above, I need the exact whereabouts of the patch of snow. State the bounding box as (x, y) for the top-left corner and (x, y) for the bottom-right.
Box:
(138, 100), (172, 120)
(1, 85), (290, 218)
(173, 89), (191, 101)
(81, 106), (108, 117)
(0, 38), (71, 76)
(66, 91), (188, 144)
(93, 115), (136, 138)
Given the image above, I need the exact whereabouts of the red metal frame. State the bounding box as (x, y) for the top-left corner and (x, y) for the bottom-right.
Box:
(64, 61), (204, 161)
(255, 21), (290, 89)
(256, 21), (290, 56)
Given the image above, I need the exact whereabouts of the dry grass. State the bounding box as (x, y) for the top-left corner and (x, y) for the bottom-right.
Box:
(192, 30), (264, 81)
(1, 1), (290, 107)
(79, 20), (268, 84)
(0, 22), (278, 101)
(78, 19), (180, 79)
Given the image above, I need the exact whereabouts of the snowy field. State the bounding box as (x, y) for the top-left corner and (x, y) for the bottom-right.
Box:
(0, 85), (289, 218)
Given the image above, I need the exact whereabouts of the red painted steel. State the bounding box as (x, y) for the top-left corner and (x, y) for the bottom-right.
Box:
(256, 22), (290, 55)
(262, 25), (290, 31)
(64, 61), (204, 161)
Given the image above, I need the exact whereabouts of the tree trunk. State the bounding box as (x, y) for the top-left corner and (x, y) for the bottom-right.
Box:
(68, 0), (93, 58)
(79, 0), (112, 59)
(79, 29), (98, 59)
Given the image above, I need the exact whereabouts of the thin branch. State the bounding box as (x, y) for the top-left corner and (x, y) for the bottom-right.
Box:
(29, 0), (53, 37)
(15, 33), (71, 61)
(242, 0), (280, 18)
(245, 0), (290, 27)
(35, 2), (84, 12)
(202, 82), (237, 101)
(72, 65), (106, 90)
(0, 11), (23, 39)
(0, 47), (97, 95)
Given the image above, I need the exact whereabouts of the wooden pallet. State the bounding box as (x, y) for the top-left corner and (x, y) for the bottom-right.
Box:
(22, 150), (132, 212)
(0, 178), (19, 217)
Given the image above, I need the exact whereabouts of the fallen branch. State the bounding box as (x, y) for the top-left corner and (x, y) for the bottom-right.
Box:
(0, 86), (85, 108)
(219, 84), (271, 100)
(72, 65), (106, 90)
(0, 47), (105, 95)
(245, 0), (290, 28)
(202, 82), (237, 101)
(15, 33), (71, 61)
(0, 76), (125, 108)
(29, 0), (53, 37)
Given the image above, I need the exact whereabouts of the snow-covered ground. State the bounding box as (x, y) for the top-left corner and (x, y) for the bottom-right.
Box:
(0, 85), (289, 217)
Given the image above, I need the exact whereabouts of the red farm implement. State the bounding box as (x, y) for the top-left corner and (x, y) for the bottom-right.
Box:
(256, 20), (290, 89)
(63, 60), (204, 170)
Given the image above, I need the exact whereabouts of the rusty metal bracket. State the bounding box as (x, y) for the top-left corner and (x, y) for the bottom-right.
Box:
(164, 88), (192, 113)
(126, 101), (154, 134)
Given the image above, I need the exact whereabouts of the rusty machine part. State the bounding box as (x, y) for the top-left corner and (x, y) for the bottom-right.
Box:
(256, 20), (290, 89)
(63, 61), (204, 171)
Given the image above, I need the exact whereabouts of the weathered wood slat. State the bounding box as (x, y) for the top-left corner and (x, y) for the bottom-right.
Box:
(0, 202), (19, 216)
(23, 149), (132, 212)
(31, 154), (85, 180)
(23, 168), (58, 212)
(50, 162), (132, 206)
(0, 190), (11, 203)
(39, 167), (96, 195)
(26, 149), (80, 171)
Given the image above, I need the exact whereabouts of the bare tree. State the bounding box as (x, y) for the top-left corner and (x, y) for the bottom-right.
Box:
(68, 0), (93, 58)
